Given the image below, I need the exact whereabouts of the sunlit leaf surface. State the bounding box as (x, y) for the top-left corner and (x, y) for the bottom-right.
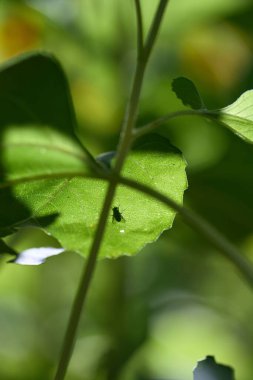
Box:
(2, 131), (187, 259)
(218, 90), (253, 143)
(0, 54), (188, 260)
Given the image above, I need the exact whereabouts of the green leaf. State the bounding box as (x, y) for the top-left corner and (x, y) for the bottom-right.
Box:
(0, 52), (77, 135)
(0, 123), (91, 234)
(0, 52), (94, 236)
(216, 90), (253, 143)
(172, 77), (205, 110)
(0, 53), (187, 260)
(99, 134), (188, 258)
(2, 133), (187, 259)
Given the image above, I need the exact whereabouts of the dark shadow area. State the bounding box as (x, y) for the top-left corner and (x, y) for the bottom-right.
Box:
(0, 53), (79, 236)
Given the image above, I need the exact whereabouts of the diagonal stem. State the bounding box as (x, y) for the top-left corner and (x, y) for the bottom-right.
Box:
(118, 175), (253, 288)
(134, 0), (144, 59)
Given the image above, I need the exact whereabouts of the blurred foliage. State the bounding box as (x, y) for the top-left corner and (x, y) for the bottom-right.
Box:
(1, 0), (253, 379)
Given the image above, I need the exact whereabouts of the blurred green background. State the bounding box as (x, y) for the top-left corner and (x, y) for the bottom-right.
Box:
(1, 0), (253, 379)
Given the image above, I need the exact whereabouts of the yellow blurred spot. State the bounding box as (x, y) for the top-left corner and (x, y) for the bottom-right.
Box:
(72, 80), (120, 134)
(0, 14), (40, 59)
(181, 23), (252, 91)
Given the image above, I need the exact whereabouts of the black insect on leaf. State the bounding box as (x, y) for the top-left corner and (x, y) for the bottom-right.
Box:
(112, 206), (125, 223)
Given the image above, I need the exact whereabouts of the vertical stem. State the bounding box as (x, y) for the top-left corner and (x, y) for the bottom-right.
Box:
(54, 182), (116, 380)
(134, 0), (144, 59)
(54, 2), (170, 379)
(115, 0), (170, 171)
(143, 0), (168, 61)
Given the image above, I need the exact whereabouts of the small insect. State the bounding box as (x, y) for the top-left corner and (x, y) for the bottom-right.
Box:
(112, 206), (125, 223)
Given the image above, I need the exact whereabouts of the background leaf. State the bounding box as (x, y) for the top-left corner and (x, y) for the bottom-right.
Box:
(172, 77), (205, 110)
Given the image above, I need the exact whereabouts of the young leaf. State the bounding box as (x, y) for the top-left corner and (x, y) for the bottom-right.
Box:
(172, 77), (205, 110)
(215, 90), (253, 143)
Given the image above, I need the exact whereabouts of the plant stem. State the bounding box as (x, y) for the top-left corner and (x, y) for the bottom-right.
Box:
(143, 0), (169, 62)
(133, 109), (206, 139)
(115, 0), (170, 170)
(118, 175), (253, 288)
(134, 0), (144, 58)
(54, 181), (116, 380)
(54, 2), (169, 379)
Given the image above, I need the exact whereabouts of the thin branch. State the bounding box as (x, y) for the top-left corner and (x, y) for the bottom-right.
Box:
(143, 0), (169, 62)
(115, 0), (170, 171)
(54, 180), (116, 380)
(4, 167), (253, 288)
(118, 175), (253, 288)
(134, 0), (144, 59)
(133, 109), (206, 139)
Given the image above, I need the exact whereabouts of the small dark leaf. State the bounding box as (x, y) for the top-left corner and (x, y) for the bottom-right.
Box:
(172, 77), (205, 110)
(193, 356), (235, 380)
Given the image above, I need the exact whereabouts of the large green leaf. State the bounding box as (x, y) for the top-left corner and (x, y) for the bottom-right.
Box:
(100, 134), (188, 258)
(2, 130), (187, 259)
(0, 53), (187, 260)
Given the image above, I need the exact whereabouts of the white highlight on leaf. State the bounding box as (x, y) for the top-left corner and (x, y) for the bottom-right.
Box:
(13, 247), (64, 265)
